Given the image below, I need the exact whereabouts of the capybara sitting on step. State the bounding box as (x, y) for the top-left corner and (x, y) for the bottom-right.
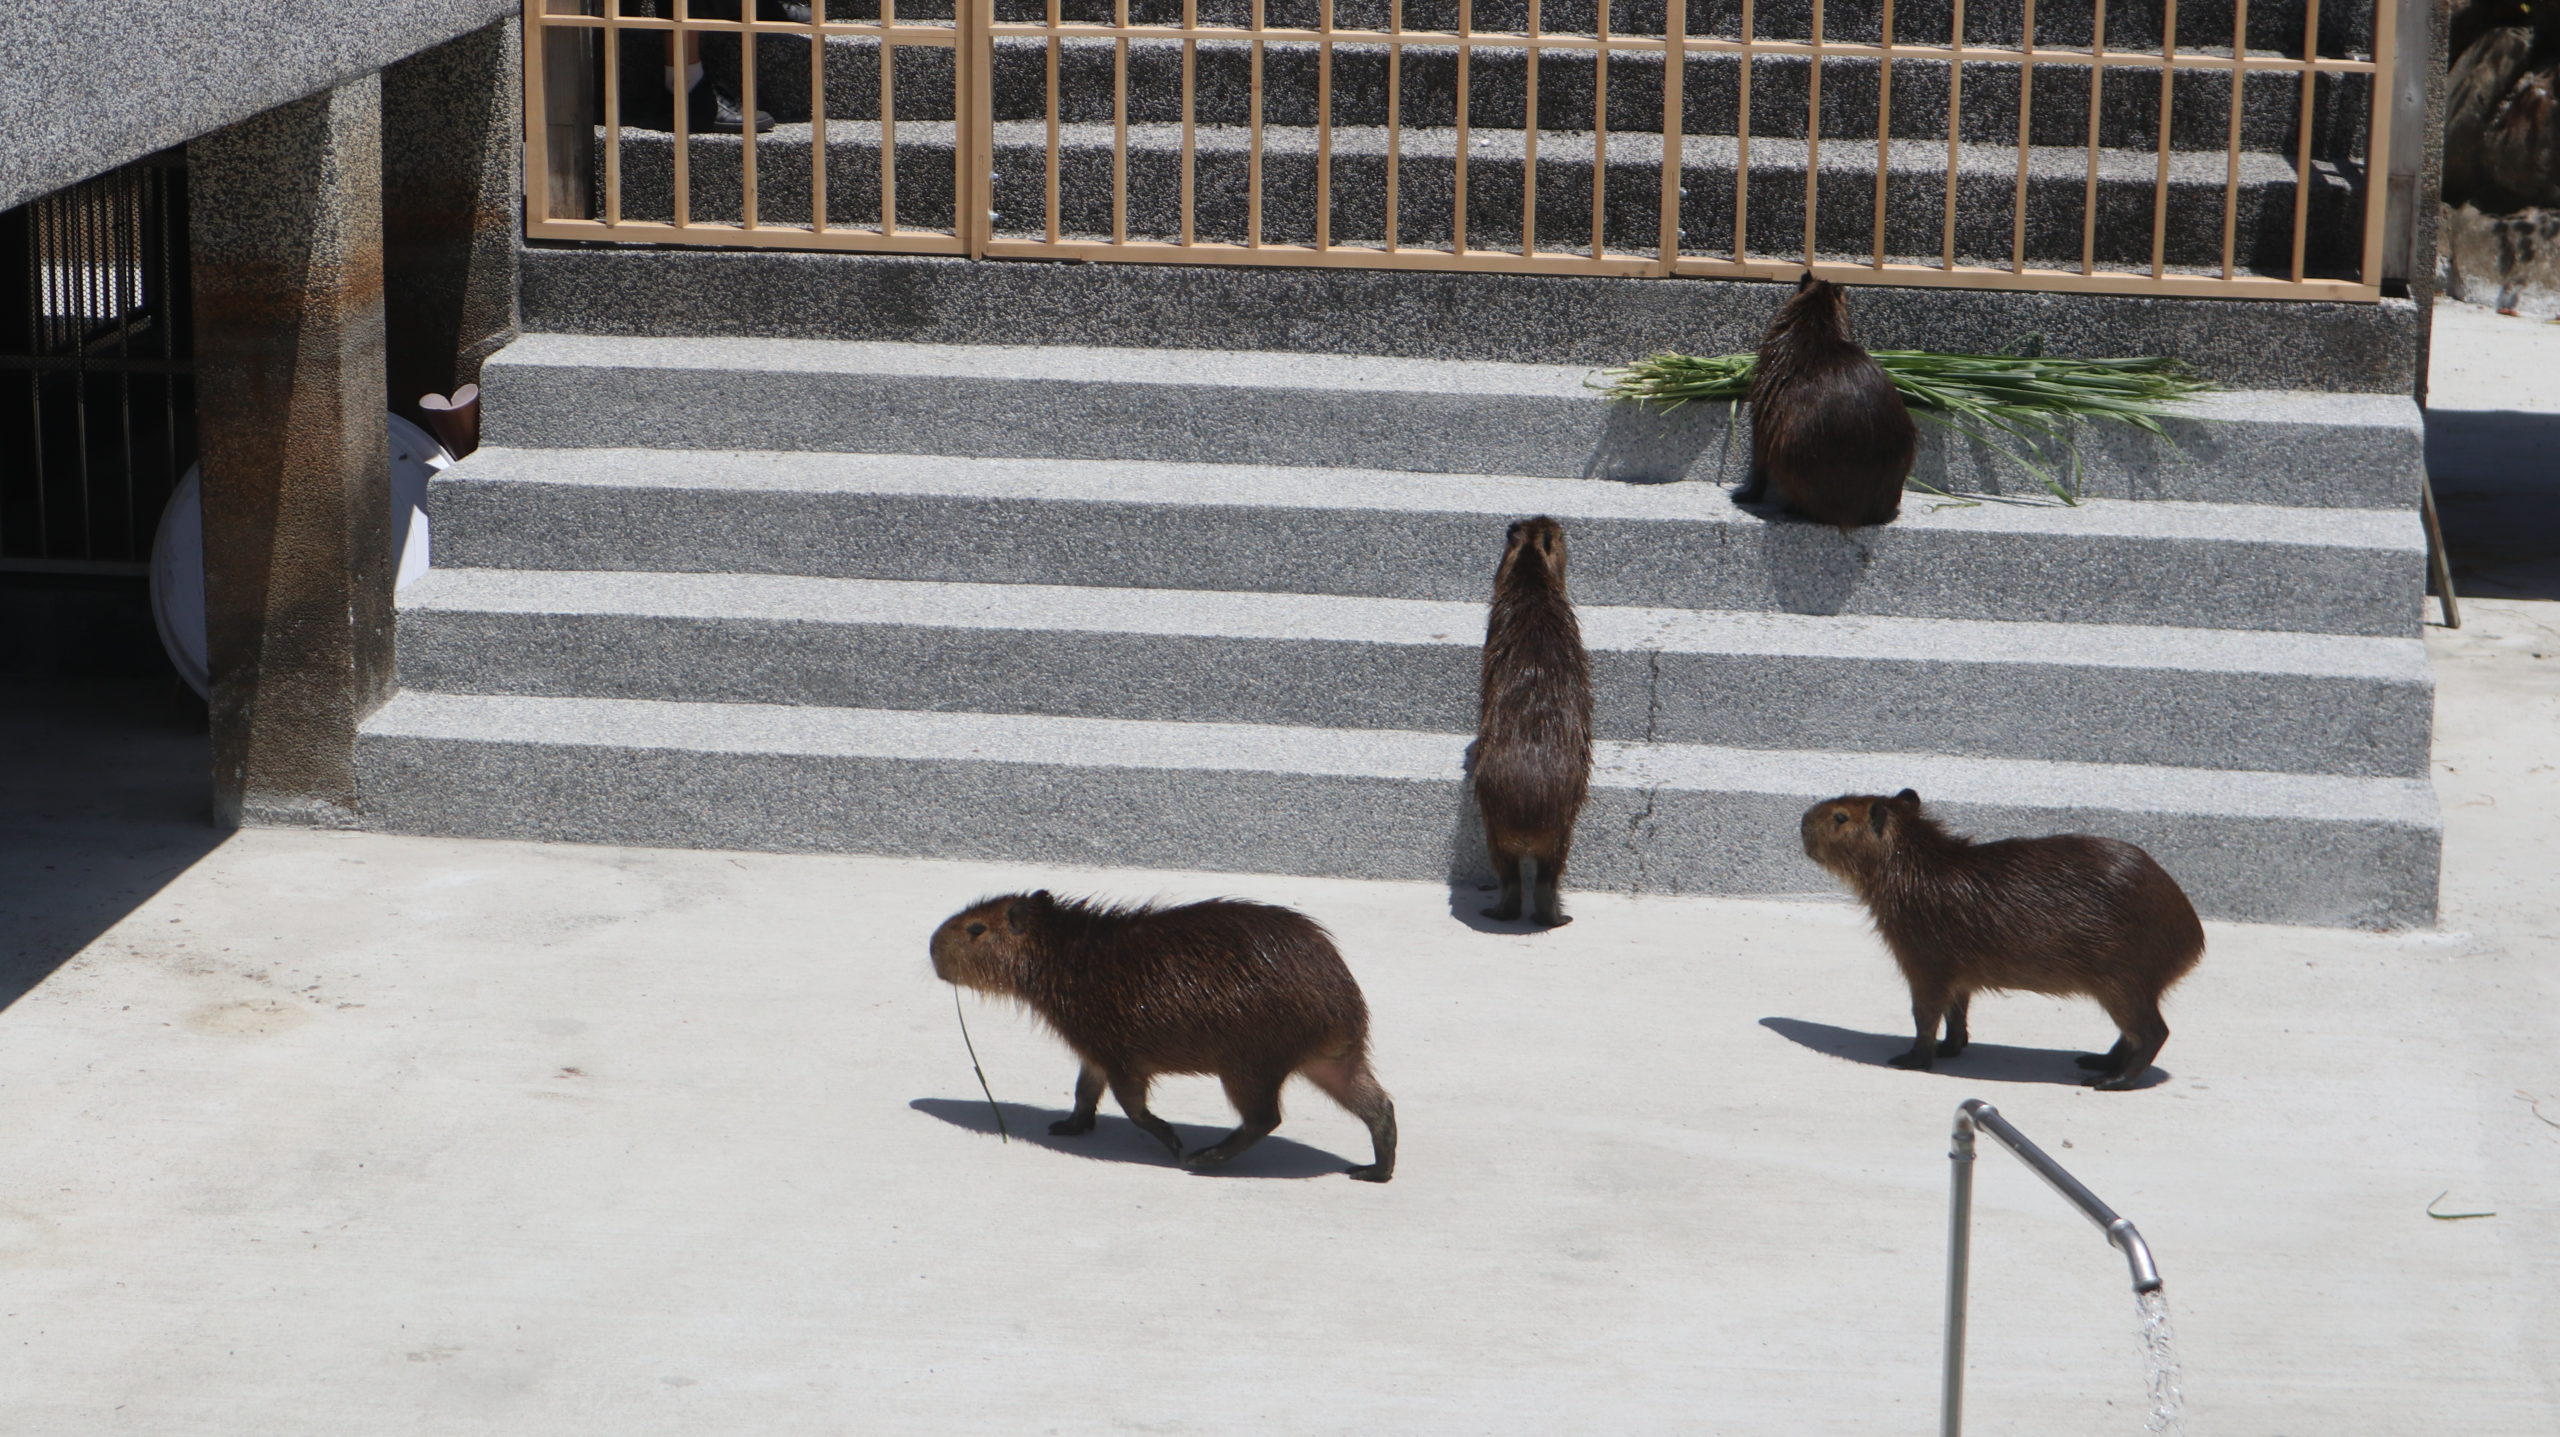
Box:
(1735, 277), (1917, 530)
(929, 891), (1398, 1180)
(1473, 516), (1594, 927)
(1799, 790), (2204, 1090)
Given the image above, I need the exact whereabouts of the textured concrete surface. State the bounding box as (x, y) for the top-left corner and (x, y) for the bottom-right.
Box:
(478, 333), (2425, 504)
(518, 247), (2425, 392)
(355, 690), (2441, 925)
(395, 568), (2433, 776)
(431, 447), (2428, 636)
(0, 2), (514, 212)
(188, 79), (396, 831)
(3, 602), (2549, 1436)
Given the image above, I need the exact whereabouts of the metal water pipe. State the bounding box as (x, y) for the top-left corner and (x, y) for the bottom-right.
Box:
(1942, 1098), (2162, 1437)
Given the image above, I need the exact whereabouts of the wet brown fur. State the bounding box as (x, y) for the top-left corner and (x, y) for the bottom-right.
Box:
(1737, 278), (1917, 531)
(1473, 517), (1594, 927)
(1800, 790), (2204, 1090)
(929, 891), (1397, 1180)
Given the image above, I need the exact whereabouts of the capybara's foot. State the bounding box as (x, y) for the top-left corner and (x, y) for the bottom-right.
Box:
(1481, 901), (1523, 921)
(1180, 1146), (1235, 1170)
(2073, 1053), (2115, 1071)
(1886, 1049), (1936, 1071)
(1345, 1162), (1394, 1183)
(1048, 1116), (1095, 1137)
(1530, 910), (1573, 928)
(1936, 1035), (1969, 1057)
(2088, 1069), (2151, 1092)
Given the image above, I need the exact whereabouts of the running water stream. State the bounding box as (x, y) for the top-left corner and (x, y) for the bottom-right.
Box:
(2135, 1288), (2186, 1434)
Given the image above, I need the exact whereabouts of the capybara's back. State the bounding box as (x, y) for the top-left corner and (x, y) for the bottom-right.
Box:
(930, 891), (1398, 1179)
(1474, 516), (1594, 927)
(1745, 278), (1916, 530)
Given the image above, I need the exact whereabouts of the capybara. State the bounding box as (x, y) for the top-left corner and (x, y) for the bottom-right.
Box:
(929, 891), (1398, 1180)
(1799, 790), (2204, 1090)
(1473, 516), (1594, 927)
(1735, 277), (1917, 530)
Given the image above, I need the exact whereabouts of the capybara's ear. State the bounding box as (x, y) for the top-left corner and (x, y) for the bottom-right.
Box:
(1869, 800), (1890, 835)
(1894, 788), (1920, 805)
(1004, 896), (1036, 933)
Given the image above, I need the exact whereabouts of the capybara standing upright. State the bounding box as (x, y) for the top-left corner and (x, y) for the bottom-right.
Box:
(1735, 277), (1917, 530)
(929, 891), (1397, 1180)
(1473, 516), (1594, 928)
(1799, 790), (2204, 1090)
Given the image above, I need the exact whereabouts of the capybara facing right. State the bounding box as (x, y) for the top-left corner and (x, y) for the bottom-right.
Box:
(930, 891), (1397, 1181)
(1736, 277), (1917, 530)
(1800, 790), (2204, 1090)
(1473, 516), (1595, 928)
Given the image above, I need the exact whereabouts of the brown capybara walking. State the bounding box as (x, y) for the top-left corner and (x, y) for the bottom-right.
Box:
(1735, 277), (1917, 530)
(929, 891), (1398, 1180)
(1799, 790), (2204, 1090)
(1473, 516), (1594, 928)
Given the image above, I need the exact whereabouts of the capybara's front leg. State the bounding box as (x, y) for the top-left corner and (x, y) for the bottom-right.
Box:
(1889, 987), (1945, 1071)
(1107, 1071), (1186, 1160)
(1050, 1063), (1105, 1136)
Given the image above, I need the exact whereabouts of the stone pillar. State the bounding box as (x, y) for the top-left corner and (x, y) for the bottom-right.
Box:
(383, 18), (522, 427)
(189, 78), (392, 829)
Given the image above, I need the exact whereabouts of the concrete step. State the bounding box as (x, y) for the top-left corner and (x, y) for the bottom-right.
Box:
(476, 333), (2423, 507)
(738, 34), (2355, 158)
(396, 567), (2433, 777)
(428, 446), (2424, 637)
(517, 247), (2427, 395)
(606, 121), (2358, 273)
(353, 689), (2440, 926)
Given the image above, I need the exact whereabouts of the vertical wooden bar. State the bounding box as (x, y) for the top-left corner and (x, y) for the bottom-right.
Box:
(1735, 0), (1753, 264)
(1455, 0), (1474, 254)
(1250, 0), (1267, 246)
(1317, 0), (1334, 249)
(603, 0), (624, 224)
(2009, 0), (2034, 272)
(2358, 0), (2396, 287)
(1523, 0), (1541, 256)
(2149, 0), (2178, 278)
(672, 0), (692, 228)
(1385, 0), (1402, 250)
(1658, 0), (1684, 268)
(1117, 0), (1131, 243)
(2220, 0), (2249, 276)
(1046, 0), (1062, 242)
(2290, 0), (2320, 280)
(523, 4), (552, 224)
(1940, 0), (1963, 267)
(2082, 0), (2106, 272)
(1871, 0), (1894, 267)
(741, 4), (760, 228)
(960, 0), (991, 252)
(880, 0), (898, 234)
(1181, 0), (1198, 244)
(1804, 0), (1823, 266)
(1591, 0), (1610, 258)
(809, 0), (829, 231)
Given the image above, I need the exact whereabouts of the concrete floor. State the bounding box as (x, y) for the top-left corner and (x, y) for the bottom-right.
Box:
(0, 310), (2553, 1435)
(1, 595), (2556, 1435)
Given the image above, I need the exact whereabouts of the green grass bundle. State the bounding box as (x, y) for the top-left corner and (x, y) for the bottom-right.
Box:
(1597, 349), (2215, 503)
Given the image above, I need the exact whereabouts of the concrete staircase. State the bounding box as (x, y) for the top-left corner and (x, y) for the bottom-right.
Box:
(358, 262), (2440, 926)
(611, 0), (2377, 275)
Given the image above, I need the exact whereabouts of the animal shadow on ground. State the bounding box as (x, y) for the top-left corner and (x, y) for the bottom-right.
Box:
(909, 1098), (1359, 1178)
(1758, 1017), (2169, 1090)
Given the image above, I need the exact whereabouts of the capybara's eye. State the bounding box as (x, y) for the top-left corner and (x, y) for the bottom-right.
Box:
(965, 922), (987, 937)
(1833, 811), (1848, 825)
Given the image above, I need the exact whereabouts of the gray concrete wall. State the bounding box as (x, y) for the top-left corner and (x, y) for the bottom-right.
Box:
(0, 0), (514, 213)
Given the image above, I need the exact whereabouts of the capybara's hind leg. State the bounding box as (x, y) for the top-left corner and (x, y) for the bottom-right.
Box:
(1107, 1071), (1186, 1160)
(1051, 1062), (1106, 1136)
(1530, 842), (1574, 928)
(1305, 1054), (1397, 1183)
(1482, 844), (1526, 922)
(1183, 1067), (1288, 1171)
(1937, 992), (1971, 1057)
(1889, 985), (1947, 1071)
(2091, 997), (2170, 1092)
(2075, 1039), (2131, 1073)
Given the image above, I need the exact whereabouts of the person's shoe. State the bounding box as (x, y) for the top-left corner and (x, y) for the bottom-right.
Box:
(769, 0), (815, 19)
(692, 85), (776, 134)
